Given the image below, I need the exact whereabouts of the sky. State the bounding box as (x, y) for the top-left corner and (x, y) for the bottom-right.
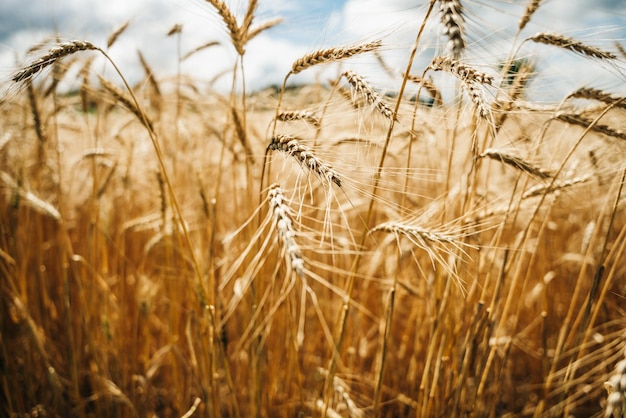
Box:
(1, 0), (625, 101)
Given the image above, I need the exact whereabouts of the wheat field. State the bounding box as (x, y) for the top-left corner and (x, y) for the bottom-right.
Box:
(2, 1), (626, 417)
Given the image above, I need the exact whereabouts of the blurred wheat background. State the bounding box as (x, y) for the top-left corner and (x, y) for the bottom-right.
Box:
(1, 0), (626, 417)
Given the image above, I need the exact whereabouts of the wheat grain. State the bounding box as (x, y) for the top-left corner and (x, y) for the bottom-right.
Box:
(267, 184), (304, 277)
(13, 40), (98, 83)
(342, 70), (394, 120)
(529, 33), (617, 60)
(268, 135), (342, 187)
(290, 39), (382, 75)
(439, 0), (466, 59)
(480, 148), (552, 179)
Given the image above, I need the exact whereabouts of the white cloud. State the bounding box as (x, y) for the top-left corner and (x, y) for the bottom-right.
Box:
(0, 0), (624, 101)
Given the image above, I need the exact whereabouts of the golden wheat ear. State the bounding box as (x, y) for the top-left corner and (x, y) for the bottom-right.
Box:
(268, 134), (343, 188)
(289, 39), (383, 75)
(528, 32), (617, 60)
(13, 40), (99, 83)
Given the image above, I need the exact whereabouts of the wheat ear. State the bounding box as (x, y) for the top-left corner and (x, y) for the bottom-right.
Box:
(268, 135), (342, 187)
(107, 20), (130, 49)
(604, 349), (626, 418)
(277, 110), (321, 127)
(569, 88), (626, 110)
(428, 56), (493, 84)
(267, 184), (305, 277)
(342, 70), (394, 120)
(529, 33), (617, 60)
(98, 75), (154, 131)
(439, 0), (466, 59)
(181, 41), (220, 61)
(246, 17), (282, 42)
(518, 0), (542, 31)
(290, 39), (382, 75)
(555, 112), (626, 141)
(13, 40), (99, 83)
(480, 148), (552, 179)
(204, 0), (243, 54)
(522, 175), (591, 199)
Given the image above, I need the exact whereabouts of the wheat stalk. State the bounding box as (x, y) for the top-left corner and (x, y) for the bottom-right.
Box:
(480, 148), (552, 179)
(268, 134), (342, 187)
(342, 70), (394, 120)
(267, 184), (305, 277)
(529, 33), (617, 60)
(290, 39), (382, 75)
(13, 40), (99, 83)
(439, 0), (466, 59)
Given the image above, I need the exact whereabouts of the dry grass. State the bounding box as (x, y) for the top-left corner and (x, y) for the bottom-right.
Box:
(2, 2), (626, 418)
